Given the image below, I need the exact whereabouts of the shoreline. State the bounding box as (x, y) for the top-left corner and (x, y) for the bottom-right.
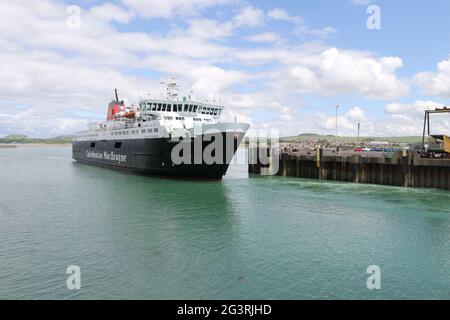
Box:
(0, 143), (71, 148)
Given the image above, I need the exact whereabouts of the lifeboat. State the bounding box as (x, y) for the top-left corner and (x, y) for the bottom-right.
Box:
(123, 111), (136, 119)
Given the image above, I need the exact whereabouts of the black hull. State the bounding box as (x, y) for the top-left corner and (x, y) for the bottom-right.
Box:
(72, 132), (244, 180)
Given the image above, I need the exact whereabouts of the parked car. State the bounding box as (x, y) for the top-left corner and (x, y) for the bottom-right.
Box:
(370, 147), (383, 152)
(354, 147), (363, 152)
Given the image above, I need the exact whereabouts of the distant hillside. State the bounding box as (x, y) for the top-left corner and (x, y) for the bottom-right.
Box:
(280, 134), (423, 145)
(0, 134), (74, 144)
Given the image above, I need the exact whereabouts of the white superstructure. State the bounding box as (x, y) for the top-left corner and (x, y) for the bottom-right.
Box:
(74, 77), (240, 143)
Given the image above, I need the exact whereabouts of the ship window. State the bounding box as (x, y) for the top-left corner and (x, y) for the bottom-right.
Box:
(201, 108), (205, 114)
(188, 105), (193, 112)
(193, 105), (198, 112)
(157, 103), (162, 111)
(141, 129), (146, 133)
(152, 103), (157, 111)
(172, 104), (177, 112)
(146, 102), (151, 111)
(90, 142), (95, 148)
(154, 128), (158, 133)
(167, 104), (172, 112)
(148, 128), (152, 132)
(161, 104), (166, 111)
(114, 142), (122, 149)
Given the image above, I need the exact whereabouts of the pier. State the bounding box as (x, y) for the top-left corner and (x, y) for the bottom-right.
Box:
(249, 148), (450, 190)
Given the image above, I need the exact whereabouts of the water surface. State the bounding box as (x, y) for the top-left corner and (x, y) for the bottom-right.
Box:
(0, 147), (449, 299)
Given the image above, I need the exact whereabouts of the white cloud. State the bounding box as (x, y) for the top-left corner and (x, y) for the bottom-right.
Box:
(415, 55), (450, 98)
(267, 8), (303, 24)
(186, 19), (234, 39)
(122, 0), (230, 19)
(88, 3), (135, 23)
(320, 107), (367, 132)
(295, 25), (337, 39)
(185, 6), (266, 40)
(0, 0), (436, 138)
(246, 32), (280, 43)
(232, 6), (265, 27)
(284, 48), (409, 100)
(384, 100), (450, 136)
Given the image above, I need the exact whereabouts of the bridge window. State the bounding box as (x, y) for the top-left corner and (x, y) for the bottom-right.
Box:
(157, 103), (162, 111)
(152, 103), (157, 111)
(154, 128), (159, 133)
(167, 104), (172, 112)
(193, 105), (198, 112)
(188, 105), (193, 112)
(162, 104), (167, 111)
(114, 142), (122, 148)
(90, 142), (95, 148)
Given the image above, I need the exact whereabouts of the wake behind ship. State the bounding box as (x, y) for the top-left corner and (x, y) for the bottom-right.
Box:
(72, 77), (250, 180)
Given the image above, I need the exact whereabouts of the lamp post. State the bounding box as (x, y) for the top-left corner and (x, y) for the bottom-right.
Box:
(357, 122), (361, 144)
(335, 105), (339, 138)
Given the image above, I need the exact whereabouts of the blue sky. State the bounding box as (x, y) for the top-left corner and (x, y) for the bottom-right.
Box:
(1, 0), (450, 137)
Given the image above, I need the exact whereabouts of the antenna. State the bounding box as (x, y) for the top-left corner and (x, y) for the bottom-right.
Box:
(114, 88), (119, 102)
(161, 75), (179, 101)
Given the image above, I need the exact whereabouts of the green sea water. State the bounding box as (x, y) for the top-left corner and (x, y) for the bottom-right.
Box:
(0, 146), (449, 299)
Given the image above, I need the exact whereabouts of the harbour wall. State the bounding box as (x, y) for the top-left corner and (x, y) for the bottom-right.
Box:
(248, 148), (450, 190)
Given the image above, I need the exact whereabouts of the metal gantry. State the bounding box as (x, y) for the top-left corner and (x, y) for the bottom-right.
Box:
(421, 107), (450, 156)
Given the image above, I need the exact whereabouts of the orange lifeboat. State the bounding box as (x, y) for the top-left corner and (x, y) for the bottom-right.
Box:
(123, 111), (136, 119)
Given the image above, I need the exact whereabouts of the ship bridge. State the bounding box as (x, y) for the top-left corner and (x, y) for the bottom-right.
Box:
(138, 99), (223, 119)
(138, 76), (224, 120)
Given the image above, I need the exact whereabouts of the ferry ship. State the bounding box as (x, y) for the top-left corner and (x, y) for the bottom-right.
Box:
(72, 77), (250, 180)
